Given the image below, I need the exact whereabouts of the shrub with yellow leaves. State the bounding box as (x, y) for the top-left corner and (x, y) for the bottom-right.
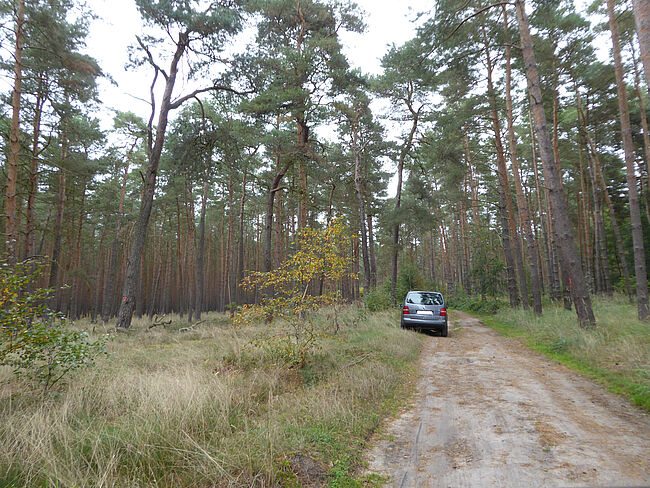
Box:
(234, 218), (355, 365)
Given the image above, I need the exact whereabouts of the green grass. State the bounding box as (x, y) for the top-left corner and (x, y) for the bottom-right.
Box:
(0, 308), (422, 487)
(466, 295), (650, 411)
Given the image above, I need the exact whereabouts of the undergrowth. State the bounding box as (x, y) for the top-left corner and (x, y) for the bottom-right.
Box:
(0, 307), (422, 487)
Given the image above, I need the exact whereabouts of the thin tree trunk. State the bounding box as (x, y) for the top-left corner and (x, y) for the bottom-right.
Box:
(236, 168), (248, 303)
(102, 161), (130, 324)
(515, 0), (595, 327)
(390, 109), (419, 302)
(607, 0), (649, 320)
(264, 158), (290, 272)
(578, 103), (634, 301)
(48, 127), (68, 309)
(24, 76), (45, 261)
(352, 111), (371, 291)
(481, 24), (521, 308)
(195, 180), (209, 320)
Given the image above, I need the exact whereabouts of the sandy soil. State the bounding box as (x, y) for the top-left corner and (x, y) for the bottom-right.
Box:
(366, 311), (650, 487)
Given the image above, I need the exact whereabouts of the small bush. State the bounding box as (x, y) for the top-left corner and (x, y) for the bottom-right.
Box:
(0, 261), (108, 390)
(365, 287), (392, 312)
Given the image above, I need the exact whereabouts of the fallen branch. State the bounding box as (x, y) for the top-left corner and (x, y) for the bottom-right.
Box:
(179, 320), (206, 333)
(344, 352), (375, 369)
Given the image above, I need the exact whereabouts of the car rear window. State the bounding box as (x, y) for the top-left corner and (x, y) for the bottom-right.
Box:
(406, 292), (443, 305)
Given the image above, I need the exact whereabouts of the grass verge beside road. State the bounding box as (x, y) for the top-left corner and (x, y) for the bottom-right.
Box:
(464, 296), (650, 412)
(0, 308), (422, 488)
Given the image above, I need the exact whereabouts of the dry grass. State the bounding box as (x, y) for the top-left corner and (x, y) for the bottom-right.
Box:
(478, 295), (650, 411)
(0, 307), (422, 487)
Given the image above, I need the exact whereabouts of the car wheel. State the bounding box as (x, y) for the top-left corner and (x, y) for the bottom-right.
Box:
(441, 323), (448, 337)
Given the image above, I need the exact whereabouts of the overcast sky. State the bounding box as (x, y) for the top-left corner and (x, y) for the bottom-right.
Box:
(85, 0), (433, 129)
(81, 0), (609, 197)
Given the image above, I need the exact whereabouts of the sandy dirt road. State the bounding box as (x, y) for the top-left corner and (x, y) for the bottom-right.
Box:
(367, 311), (650, 487)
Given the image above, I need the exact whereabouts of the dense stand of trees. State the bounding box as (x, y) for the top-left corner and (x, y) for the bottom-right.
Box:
(2, 0), (650, 327)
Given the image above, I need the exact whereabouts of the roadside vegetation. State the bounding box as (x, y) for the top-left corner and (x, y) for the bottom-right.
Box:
(0, 307), (422, 487)
(462, 296), (650, 412)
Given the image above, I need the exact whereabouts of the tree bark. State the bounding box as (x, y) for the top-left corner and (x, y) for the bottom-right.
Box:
(515, 0), (595, 327)
(102, 161), (130, 324)
(352, 110), (371, 291)
(634, 0), (650, 99)
(264, 160), (290, 272)
(390, 108), (419, 303)
(607, 0), (649, 320)
(236, 168), (248, 303)
(24, 76), (45, 261)
(195, 180), (209, 320)
(503, 5), (542, 314)
(577, 102), (634, 302)
(116, 33), (188, 328)
(5, 0), (24, 265)
(481, 23), (521, 308)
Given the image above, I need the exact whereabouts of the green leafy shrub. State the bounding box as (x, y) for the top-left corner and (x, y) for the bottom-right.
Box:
(0, 261), (108, 390)
(365, 287), (392, 312)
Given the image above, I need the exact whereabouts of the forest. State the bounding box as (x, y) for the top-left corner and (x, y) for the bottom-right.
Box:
(3, 0), (650, 486)
(2, 0), (650, 330)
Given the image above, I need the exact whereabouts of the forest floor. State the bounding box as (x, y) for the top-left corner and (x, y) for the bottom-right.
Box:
(366, 311), (650, 487)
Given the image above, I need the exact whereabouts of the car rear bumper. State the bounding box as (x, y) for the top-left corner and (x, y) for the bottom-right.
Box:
(401, 316), (447, 330)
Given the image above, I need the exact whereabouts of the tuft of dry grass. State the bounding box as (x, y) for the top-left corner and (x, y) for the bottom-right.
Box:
(0, 307), (422, 487)
(477, 295), (650, 411)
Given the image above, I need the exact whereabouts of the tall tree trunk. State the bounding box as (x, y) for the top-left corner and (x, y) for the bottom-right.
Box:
(24, 76), (45, 261)
(551, 59), (572, 311)
(69, 178), (87, 320)
(367, 213), (377, 287)
(481, 24), (521, 308)
(607, 0), (649, 321)
(352, 112), (371, 291)
(5, 0), (24, 264)
(578, 104), (634, 301)
(48, 126), (68, 309)
(503, 5), (542, 314)
(116, 33), (189, 329)
(264, 159), (290, 272)
(102, 162), (130, 324)
(634, 0), (650, 98)
(236, 168), (248, 303)
(390, 109), (419, 302)
(195, 180), (209, 320)
(515, 0), (595, 327)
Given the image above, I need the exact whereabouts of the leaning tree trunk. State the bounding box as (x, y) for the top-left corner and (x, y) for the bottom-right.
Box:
(607, 0), (649, 321)
(116, 34), (188, 329)
(5, 0), (24, 265)
(515, 0), (596, 327)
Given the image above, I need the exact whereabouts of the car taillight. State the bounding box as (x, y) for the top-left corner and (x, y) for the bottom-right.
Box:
(440, 308), (447, 317)
(402, 306), (410, 315)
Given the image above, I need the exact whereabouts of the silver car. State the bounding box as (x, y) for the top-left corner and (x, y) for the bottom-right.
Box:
(400, 291), (448, 336)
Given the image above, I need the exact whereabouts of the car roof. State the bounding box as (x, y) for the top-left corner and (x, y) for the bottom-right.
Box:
(407, 290), (443, 295)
